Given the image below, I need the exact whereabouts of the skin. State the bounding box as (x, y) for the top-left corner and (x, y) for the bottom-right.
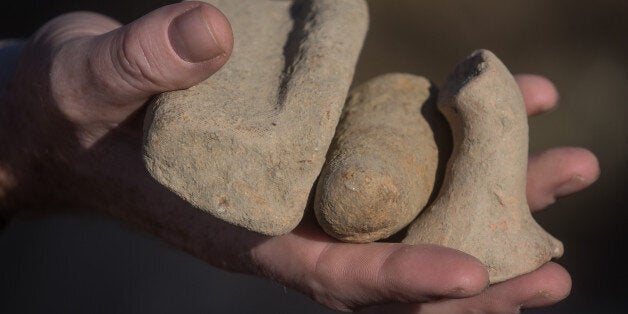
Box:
(0, 2), (599, 313)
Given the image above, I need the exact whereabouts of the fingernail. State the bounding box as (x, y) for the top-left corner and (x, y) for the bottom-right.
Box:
(169, 6), (224, 63)
(555, 175), (588, 197)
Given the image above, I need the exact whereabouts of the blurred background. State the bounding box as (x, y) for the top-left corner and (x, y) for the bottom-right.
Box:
(0, 0), (626, 313)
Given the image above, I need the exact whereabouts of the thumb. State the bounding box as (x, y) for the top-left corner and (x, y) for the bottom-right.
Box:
(309, 243), (490, 311)
(252, 227), (490, 312)
(47, 1), (233, 126)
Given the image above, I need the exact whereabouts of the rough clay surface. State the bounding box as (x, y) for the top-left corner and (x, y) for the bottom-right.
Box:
(403, 50), (563, 283)
(143, 0), (368, 235)
(314, 74), (441, 243)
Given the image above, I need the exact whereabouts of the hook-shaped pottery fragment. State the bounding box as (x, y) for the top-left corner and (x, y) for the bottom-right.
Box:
(403, 50), (563, 283)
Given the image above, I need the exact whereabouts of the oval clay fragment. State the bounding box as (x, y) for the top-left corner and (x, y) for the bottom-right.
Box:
(143, 0), (368, 235)
(402, 50), (563, 283)
(314, 74), (442, 243)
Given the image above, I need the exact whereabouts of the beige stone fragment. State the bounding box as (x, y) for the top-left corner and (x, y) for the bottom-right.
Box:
(403, 50), (563, 283)
(314, 74), (445, 243)
(143, 0), (368, 235)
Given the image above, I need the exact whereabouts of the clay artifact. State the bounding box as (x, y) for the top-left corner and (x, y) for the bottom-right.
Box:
(143, 0), (368, 235)
(402, 50), (563, 283)
(314, 74), (443, 243)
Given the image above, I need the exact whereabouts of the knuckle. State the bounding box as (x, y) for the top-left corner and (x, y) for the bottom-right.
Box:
(31, 12), (114, 50)
(111, 25), (171, 94)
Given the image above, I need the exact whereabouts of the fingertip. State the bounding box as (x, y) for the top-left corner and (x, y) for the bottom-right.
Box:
(439, 249), (490, 298)
(527, 147), (600, 211)
(515, 74), (559, 116)
(394, 245), (489, 299)
(521, 262), (572, 309)
(551, 147), (600, 198)
(566, 148), (600, 182)
(544, 262), (572, 299)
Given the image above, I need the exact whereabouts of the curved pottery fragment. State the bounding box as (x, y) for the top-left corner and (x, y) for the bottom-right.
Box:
(143, 0), (368, 235)
(314, 74), (444, 243)
(402, 50), (563, 283)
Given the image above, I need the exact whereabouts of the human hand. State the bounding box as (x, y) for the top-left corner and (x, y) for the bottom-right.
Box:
(0, 2), (599, 312)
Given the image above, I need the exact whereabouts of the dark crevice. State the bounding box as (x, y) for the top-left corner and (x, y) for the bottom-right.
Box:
(382, 82), (452, 243)
(277, 0), (315, 109)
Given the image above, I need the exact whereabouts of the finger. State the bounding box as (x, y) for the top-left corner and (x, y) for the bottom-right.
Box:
(527, 147), (600, 211)
(519, 263), (572, 309)
(47, 1), (233, 125)
(515, 74), (559, 116)
(363, 262), (571, 313)
(427, 262), (571, 313)
(252, 225), (489, 312)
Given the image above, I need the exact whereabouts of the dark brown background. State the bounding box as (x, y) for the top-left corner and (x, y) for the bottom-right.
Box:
(0, 1), (626, 313)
